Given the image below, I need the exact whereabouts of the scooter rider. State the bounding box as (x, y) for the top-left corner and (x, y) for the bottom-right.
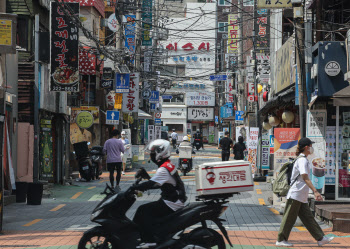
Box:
(131, 139), (187, 249)
(180, 135), (195, 154)
(193, 129), (204, 150)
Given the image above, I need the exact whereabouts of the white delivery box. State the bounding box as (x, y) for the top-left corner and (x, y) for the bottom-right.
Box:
(178, 145), (192, 159)
(195, 160), (254, 197)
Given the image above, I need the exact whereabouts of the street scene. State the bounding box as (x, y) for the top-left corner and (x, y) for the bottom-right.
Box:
(2, 0), (350, 248)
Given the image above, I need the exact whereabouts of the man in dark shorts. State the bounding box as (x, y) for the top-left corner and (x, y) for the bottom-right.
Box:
(103, 129), (125, 190)
(219, 131), (233, 161)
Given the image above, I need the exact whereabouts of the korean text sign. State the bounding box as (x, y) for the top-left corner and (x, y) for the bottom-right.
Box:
(257, 0), (292, 8)
(274, 128), (300, 174)
(248, 127), (259, 174)
(122, 73), (139, 113)
(50, 2), (79, 92)
(306, 110), (327, 138)
(261, 133), (270, 170)
(228, 14), (239, 54)
(141, 0), (152, 46)
(186, 92), (215, 106)
(254, 9), (270, 52)
(188, 108), (214, 121)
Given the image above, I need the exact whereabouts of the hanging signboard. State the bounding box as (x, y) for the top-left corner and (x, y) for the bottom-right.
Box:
(276, 36), (295, 92)
(106, 91), (115, 109)
(248, 127), (259, 175)
(261, 133), (270, 170)
(106, 110), (120, 125)
(257, 0), (292, 8)
(306, 110), (327, 138)
(188, 108), (214, 121)
(114, 93), (123, 110)
(228, 14), (239, 54)
(101, 79), (113, 89)
(107, 13), (118, 32)
(186, 92), (215, 106)
(50, 2), (79, 92)
(122, 73), (139, 113)
(115, 73), (130, 93)
(141, 0), (152, 46)
(76, 111), (94, 129)
(71, 106), (99, 124)
(124, 15), (136, 65)
(226, 79), (234, 103)
(148, 125), (154, 141)
(254, 8), (270, 52)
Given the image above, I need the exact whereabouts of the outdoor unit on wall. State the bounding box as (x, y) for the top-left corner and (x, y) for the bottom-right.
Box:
(311, 41), (349, 97)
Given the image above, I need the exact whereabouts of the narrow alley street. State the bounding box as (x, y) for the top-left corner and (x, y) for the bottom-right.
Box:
(1, 148), (348, 249)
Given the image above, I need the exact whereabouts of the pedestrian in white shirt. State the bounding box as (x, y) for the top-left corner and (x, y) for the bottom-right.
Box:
(120, 131), (131, 175)
(170, 129), (178, 149)
(276, 138), (334, 247)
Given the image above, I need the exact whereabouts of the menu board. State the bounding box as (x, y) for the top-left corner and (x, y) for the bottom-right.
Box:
(325, 126), (343, 185)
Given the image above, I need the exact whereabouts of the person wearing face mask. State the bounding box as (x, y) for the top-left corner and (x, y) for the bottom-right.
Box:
(120, 131), (131, 175)
(276, 138), (334, 247)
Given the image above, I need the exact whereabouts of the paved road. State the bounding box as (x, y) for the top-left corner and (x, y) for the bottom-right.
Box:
(1, 147), (346, 249)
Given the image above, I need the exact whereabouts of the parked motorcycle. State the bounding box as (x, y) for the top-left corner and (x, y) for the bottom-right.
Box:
(78, 168), (232, 249)
(90, 146), (104, 180)
(194, 139), (202, 151)
(73, 141), (93, 182)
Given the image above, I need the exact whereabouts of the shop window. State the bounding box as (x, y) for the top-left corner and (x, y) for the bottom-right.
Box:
(218, 0), (231, 6)
(167, 124), (183, 133)
(218, 22), (228, 33)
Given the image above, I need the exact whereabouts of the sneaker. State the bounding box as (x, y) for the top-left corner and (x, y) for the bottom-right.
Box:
(122, 171), (125, 175)
(136, 242), (157, 248)
(317, 236), (334, 246)
(276, 240), (293, 247)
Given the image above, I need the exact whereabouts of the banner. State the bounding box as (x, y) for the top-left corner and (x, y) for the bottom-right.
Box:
(226, 79), (234, 103)
(254, 8), (270, 52)
(50, 2), (79, 92)
(148, 125), (154, 142)
(141, 0), (152, 46)
(186, 92), (215, 106)
(257, 0), (292, 8)
(274, 128), (300, 174)
(261, 133), (270, 170)
(228, 14), (239, 54)
(124, 15), (136, 65)
(306, 110), (327, 138)
(248, 127), (259, 174)
(325, 126), (343, 185)
(188, 108), (214, 121)
(122, 73), (139, 113)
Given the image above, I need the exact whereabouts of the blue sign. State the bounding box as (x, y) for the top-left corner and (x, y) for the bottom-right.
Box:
(124, 15), (136, 65)
(106, 111), (120, 125)
(235, 111), (244, 122)
(209, 75), (227, 81)
(220, 106), (233, 118)
(215, 116), (218, 123)
(150, 103), (156, 111)
(115, 73), (130, 93)
(162, 95), (173, 100)
(149, 91), (159, 103)
(155, 118), (161, 125)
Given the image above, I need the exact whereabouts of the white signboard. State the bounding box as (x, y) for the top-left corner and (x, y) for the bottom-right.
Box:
(161, 107), (187, 119)
(122, 73), (139, 113)
(226, 80), (234, 103)
(108, 14), (118, 32)
(186, 92), (215, 106)
(155, 126), (161, 139)
(306, 110), (327, 138)
(188, 108), (214, 121)
(148, 125), (154, 142)
(248, 127), (259, 174)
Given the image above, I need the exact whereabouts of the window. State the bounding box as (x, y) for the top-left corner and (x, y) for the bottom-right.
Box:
(218, 22), (228, 33)
(161, 65), (185, 77)
(218, 0), (231, 6)
(243, 0), (254, 6)
(167, 124), (183, 133)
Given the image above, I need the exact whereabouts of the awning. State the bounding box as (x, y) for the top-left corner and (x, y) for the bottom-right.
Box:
(333, 85), (350, 106)
(259, 87), (295, 116)
(138, 109), (152, 119)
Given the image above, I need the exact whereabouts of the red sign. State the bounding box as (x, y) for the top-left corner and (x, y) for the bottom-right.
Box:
(166, 42), (210, 51)
(155, 113), (161, 118)
(247, 95), (255, 102)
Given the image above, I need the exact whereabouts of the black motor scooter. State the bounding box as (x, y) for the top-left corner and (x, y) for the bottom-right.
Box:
(78, 168), (233, 249)
(90, 146), (104, 180)
(73, 141), (93, 182)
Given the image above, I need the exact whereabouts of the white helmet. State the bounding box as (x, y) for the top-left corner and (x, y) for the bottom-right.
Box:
(145, 139), (171, 163)
(121, 131), (126, 135)
(183, 136), (189, 142)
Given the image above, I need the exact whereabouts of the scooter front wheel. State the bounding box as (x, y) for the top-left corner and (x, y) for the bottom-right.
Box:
(78, 226), (117, 249)
(186, 228), (226, 249)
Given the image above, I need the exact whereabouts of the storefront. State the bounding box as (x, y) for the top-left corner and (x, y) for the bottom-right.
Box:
(187, 107), (214, 143)
(161, 105), (187, 138)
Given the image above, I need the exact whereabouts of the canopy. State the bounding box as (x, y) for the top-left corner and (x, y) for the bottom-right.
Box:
(138, 109), (152, 119)
(333, 85), (350, 106)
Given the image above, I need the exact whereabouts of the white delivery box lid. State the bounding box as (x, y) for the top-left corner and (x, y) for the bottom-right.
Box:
(178, 145), (192, 159)
(195, 160), (254, 197)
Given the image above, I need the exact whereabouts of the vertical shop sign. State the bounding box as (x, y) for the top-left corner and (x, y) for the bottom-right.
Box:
(254, 8), (270, 52)
(226, 79), (234, 103)
(148, 125), (154, 142)
(306, 110), (327, 138)
(124, 15), (136, 65)
(122, 73), (139, 113)
(228, 14), (239, 54)
(141, 0), (152, 46)
(248, 127), (259, 174)
(40, 120), (54, 180)
(262, 133), (270, 169)
(155, 126), (161, 139)
(50, 2), (79, 92)
(274, 128), (300, 174)
(325, 126), (342, 185)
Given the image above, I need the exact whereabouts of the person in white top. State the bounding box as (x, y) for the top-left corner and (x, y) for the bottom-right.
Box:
(120, 131), (131, 175)
(170, 129), (178, 149)
(276, 138), (334, 247)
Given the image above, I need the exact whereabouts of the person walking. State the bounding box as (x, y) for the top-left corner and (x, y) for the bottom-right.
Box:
(120, 131), (131, 175)
(276, 137), (334, 247)
(103, 129), (124, 191)
(171, 129), (178, 149)
(218, 131), (233, 161)
(233, 136), (246, 160)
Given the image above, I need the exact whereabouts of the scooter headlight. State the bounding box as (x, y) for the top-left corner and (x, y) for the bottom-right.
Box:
(90, 209), (103, 221)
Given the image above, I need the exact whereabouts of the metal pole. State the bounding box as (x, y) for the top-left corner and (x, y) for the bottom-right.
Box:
(33, 15), (40, 182)
(88, 74), (90, 107)
(238, 0), (243, 112)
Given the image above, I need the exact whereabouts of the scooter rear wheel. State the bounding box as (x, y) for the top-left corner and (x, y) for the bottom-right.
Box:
(78, 227), (117, 249)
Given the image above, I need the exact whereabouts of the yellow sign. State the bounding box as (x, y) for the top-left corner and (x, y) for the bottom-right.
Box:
(276, 37), (295, 92)
(228, 14), (239, 54)
(71, 106), (99, 124)
(257, 0), (292, 8)
(76, 111), (94, 129)
(0, 19), (12, 46)
(114, 93), (123, 109)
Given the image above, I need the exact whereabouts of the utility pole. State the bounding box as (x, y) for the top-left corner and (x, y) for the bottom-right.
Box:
(293, 1), (307, 137)
(238, 0), (243, 112)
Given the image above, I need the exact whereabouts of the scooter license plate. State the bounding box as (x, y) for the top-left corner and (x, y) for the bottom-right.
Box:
(82, 166), (89, 170)
(182, 164), (187, 168)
